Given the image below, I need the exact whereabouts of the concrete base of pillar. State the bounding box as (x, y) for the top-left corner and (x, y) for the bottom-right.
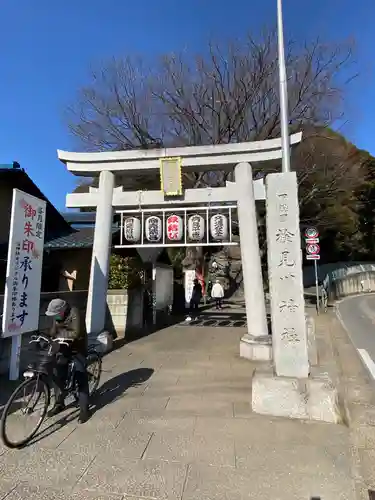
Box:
(240, 334), (272, 361)
(251, 368), (342, 424)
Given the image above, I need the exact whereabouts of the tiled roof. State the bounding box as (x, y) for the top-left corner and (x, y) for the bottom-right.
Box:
(44, 227), (119, 249)
(60, 212), (97, 225)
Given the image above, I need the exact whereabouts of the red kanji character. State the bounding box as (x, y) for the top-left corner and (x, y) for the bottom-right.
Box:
(168, 229), (179, 240)
(22, 239), (35, 253)
(24, 221), (34, 237)
(168, 215), (178, 223)
(24, 203), (36, 219)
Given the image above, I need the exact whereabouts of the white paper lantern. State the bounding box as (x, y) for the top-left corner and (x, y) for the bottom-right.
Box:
(166, 214), (183, 241)
(188, 214), (205, 241)
(145, 216), (162, 242)
(123, 217), (141, 242)
(210, 214), (228, 241)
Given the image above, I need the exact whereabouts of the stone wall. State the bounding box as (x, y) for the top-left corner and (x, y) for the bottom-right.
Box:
(0, 288), (143, 376)
(106, 289), (143, 335)
(304, 261), (375, 288)
(328, 271), (375, 301)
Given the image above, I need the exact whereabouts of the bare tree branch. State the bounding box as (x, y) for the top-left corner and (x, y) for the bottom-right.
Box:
(68, 29), (358, 212)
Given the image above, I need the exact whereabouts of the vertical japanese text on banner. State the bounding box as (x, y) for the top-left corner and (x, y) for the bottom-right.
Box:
(2, 190), (46, 337)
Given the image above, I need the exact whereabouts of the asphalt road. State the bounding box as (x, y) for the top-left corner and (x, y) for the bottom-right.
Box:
(337, 294), (375, 362)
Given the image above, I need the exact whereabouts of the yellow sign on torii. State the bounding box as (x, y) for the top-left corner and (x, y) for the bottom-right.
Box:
(159, 157), (182, 196)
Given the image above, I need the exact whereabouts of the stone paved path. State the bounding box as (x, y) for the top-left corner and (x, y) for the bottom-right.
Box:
(0, 324), (358, 499)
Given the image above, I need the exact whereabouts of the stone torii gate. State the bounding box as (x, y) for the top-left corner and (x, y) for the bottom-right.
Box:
(58, 133), (308, 370)
(59, 133), (340, 423)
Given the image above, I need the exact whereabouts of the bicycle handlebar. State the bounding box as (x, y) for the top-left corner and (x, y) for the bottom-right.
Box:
(30, 335), (50, 344)
(55, 338), (74, 347)
(30, 335), (74, 347)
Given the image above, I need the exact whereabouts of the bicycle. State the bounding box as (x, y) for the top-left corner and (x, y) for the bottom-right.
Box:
(0, 334), (102, 449)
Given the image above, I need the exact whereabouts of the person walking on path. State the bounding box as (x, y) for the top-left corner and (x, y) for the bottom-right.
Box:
(189, 279), (202, 317)
(211, 279), (224, 310)
(206, 280), (213, 302)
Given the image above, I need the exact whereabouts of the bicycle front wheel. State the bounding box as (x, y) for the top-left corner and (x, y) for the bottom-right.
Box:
(1, 377), (49, 449)
(86, 351), (102, 396)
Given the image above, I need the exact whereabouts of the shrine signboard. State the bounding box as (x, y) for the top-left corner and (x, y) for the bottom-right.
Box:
(266, 172), (309, 378)
(2, 189), (46, 379)
(2, 190), (46, 337)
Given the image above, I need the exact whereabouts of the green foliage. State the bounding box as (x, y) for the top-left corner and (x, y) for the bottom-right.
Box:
(356, 157), (375, 259)
(108, 253), (142, 290)
(293, 127), (373, 262)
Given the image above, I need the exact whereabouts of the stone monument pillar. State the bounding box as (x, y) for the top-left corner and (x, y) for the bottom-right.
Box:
(266, 171), (309, 377)
(235, 162), (270, 361)
(86, 171), (115, 334)
(251, 171), (340, 424)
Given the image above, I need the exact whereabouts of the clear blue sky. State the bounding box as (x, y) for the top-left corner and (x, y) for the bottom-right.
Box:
(1, 0), (374, 210)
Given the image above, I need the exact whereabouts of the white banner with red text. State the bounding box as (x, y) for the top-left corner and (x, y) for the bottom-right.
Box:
(2, 189), (46, 337)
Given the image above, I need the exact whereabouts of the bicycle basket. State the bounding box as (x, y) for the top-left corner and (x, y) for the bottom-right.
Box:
(27, 345), (52, 374)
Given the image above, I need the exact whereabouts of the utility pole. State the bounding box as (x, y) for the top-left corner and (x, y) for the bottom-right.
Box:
(277, 0), (291, 173)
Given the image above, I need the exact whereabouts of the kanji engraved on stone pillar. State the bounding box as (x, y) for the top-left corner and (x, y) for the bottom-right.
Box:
(266, 171), (309, 378)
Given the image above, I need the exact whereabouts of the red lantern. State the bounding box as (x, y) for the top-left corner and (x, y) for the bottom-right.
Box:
(166, 214), (183, 241)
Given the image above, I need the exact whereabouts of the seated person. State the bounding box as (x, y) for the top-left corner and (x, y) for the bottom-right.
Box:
(45, 298), (90, 424)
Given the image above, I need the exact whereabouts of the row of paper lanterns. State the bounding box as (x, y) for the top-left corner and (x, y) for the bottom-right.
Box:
(123, 214), (229, 243)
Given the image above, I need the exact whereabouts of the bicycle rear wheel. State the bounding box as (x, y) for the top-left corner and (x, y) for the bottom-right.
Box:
(86, 351), (102, 396)
(1, 377), (49, 449)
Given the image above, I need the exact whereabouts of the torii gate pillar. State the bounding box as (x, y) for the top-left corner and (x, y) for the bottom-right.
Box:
(86, 171), (114, 334)
(235, 163), (271, 361)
